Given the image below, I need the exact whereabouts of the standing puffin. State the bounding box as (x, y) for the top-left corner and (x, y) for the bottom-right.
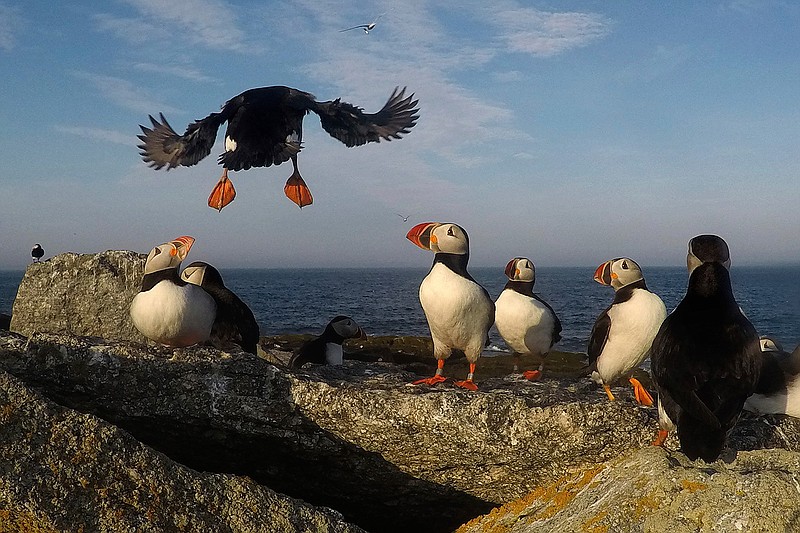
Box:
(130, 236), (216, 347)
(588, 257), (666, 406)
(406, 222), (495, 391)
(650, 235), (761, 462)
(138, 86), (419, 211)
(289, 315), (366, 368)
(180, 261), (260, 354)
(494, 257), (562, 380)
(31, 244), (44, 262)
(744, 338), (800, 417)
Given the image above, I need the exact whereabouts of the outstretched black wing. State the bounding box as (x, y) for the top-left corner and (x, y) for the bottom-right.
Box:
(138, 112), (226, 169)
(314, 86), (419, 147)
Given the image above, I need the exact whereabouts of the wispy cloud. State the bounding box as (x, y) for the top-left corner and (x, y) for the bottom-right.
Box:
(132, 62), (219, 83)
(0, 2), (23, 52)
(71, 71), (180, 114)
(52, 125), (134, 146)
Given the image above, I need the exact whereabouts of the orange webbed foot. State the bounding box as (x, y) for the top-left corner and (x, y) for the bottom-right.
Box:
(208, 174), (236, 211)
(522, 370), (542, 381)
(284, 173), (313, 208)
(652, 429), (669, 447)
(603, 384), (616, 401)
(629, 377), (654, 407)
(412, 374), (447, 386)
(454, 379), (478, 391)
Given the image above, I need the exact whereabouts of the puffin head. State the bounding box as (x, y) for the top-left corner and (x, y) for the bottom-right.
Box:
(143, 235), (195, 275)
(328, 315), (367, 340)
(505, 257), (535, 283)
(181, 261), (224, 287)
(594, 257), (644, 290)
(760, 335), (784, 353)
(406, 222), (469, 255)
(687, 234), (730, 275)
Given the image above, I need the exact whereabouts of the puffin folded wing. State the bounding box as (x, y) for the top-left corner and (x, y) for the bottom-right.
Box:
(314, 87), (419, 147)
(138, 112), (225, 169)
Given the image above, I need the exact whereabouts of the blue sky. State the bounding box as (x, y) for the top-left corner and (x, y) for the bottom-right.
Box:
(0, 0), (798, 270)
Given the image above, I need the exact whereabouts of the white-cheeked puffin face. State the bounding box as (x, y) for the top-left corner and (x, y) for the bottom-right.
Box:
(505, 257), (535, 282)
(181, 263), (207, 286)
(143, 236), (195, 275)
(594, 257), (644, 290)
(406, 222), (469, 255)
(330, 316), (367, 340)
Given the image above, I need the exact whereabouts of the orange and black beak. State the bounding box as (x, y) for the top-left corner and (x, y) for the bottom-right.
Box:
(504, 258), (519, 279)
(406, 222), (439, 250)
(357, 326), (367, 340)
(593, 260), (614, 285)
(169, 235), (195, 261)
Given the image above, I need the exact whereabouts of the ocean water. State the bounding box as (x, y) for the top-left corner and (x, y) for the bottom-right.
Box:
(1, 266), (798, 354)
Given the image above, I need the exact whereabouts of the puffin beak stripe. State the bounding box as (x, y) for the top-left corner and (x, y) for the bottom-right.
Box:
(358, 327), (367, 340)
(169, 235), (195, 261)
(594, 261), (612, 285)
(504, 259), (516, 279)
(406, 222), (438, 250)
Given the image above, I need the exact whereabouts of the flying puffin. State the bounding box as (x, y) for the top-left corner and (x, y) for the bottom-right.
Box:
(138, 86), (419, 211)
(494, 257), (562, 380)
(744, 337), (800, 417)
(130, 236), (216, 347)
(180, 261), (260, 354)
(406, 222), (495, 391)
(31, 244), (44, 262)
(588, 257), (666, 406)
(650, 235), (761, 462)
(289, 315), (366, 368)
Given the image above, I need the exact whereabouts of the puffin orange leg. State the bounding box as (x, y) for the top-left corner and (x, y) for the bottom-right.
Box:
(454, 363), (478, 391)
(283, 156), (313, 208)
(522, 370), (542, 381)
(629, 377), (654, 407)
(412, 359), (447, 385)
(603, 384), (616, 401)
(208, 169), (236, 211)
(652, 429), (669, 447)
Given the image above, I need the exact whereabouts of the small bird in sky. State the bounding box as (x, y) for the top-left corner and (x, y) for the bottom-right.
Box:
(396, 213), (411, 222)
(31, 244), (44, 262)
(340, 13), (384, 34)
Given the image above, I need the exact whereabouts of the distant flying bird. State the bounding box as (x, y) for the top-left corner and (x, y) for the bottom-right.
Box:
(340, 13), (384, 34)
(31, 244), (44, 262)
(138, 85), (419, 211)
(396, 213), (411, 222)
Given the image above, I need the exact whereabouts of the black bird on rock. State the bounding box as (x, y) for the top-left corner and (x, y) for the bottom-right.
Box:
(138, 86), (419, 211)
(650, 235), (760, 462)
(31, 244), (44, 262)
(289, 316), (366, 368)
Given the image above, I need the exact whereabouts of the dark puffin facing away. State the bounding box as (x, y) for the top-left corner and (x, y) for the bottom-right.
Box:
(406, 222), (495, 391)
(31, 244), (44, 262)
(650, 235), (761, 462)
(130, 236), (216, 347)
(138, 86), (419, 211)
(180, 261), (260, 354)
(289, 315), (366, 368)
(588, 257), (666, 406)
(494, 257), (562, 380)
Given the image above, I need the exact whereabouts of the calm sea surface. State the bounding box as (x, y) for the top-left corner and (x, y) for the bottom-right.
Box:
(1, 266), (798, 354)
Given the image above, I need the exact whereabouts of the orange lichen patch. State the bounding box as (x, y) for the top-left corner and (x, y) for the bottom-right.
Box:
(632, 493), (661, 519)
(0, 403), (14, 422)
(680, 480), (708, 493)
(581, 510), (609, 533)
(0, 508), (59, 533)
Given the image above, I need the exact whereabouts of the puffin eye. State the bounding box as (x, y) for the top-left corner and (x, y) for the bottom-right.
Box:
(621, 260), (629, 269)
(447, 227), (454, 236)
(152, 248), (161, 257)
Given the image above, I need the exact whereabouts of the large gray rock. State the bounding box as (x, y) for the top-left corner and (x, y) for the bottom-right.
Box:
(10, 250), (146, 343)
(456, 446), (800, 533)
(0, 369), (364, 533)
(2, 331), (798, 532)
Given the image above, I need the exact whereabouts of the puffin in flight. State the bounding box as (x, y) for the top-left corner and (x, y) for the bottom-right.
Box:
(650, 235), (761, 461)
(588, 257), (666, 406)
(494, 257), (562, 380)
(289, 315), (366, 368)
(138, 86), (419, 211)
(406, 222), (495, 391)
(31, 244), (44, 262)
(180, 261), (260, 354)
(130, 236), (216, 347)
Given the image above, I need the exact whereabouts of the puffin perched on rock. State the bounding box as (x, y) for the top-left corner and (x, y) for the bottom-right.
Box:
(138, 86), (419, 211)
(180, 261), (260, 354)
(494, 257), (562, 380)
(31, 244), (44, 262)
(289, 315), (366, 368)
(650, 235), (761, 462)
(406, 222), (494, 391)
(744, 337), (800, 417)
(130, 236), (216, 347)
(588, 257), (666, 406)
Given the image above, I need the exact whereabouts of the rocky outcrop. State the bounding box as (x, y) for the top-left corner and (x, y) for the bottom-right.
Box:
(457, 446), (800, 533)
(0, 369), (364, 533)
(10, 250), (146, 343)
(2, 331), (799, 532)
